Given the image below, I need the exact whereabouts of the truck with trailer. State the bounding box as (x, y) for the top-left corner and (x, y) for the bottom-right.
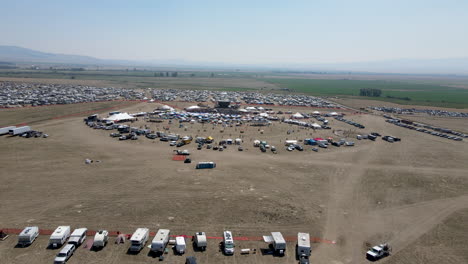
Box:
(17, 226), (39, 247)
(92, 230), (109, 249)
(129, 228), (149, 252)
(9, 126), (31, 136)
(263, 232), (286, 256)
(223, 231), (235, 255)
(68, 228), (87, 246)
(0, 126), (15, 135)
(196, 162), (216, 169)
(297, 232), (311, 258)
(194, 232), (207, 251)
(151, 229), (170, 253)
(49, 226), (71, 248)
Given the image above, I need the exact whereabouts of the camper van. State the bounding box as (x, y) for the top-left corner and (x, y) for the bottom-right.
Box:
(175, 236), (186, 254)
(223, 231), (235, 255)
(297, 232), (311, 257)
(150, 229), (170, 253)
(68, 228), (87, 246)
(194, 232), (207, 251)
(92, 230), (109, 248)
(17, 226), (39, 247)
(129, 228), (149, 252)
(49, 226), (71, 248)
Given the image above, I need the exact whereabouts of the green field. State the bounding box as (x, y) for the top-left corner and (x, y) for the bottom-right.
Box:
(264, 78), (468, 108)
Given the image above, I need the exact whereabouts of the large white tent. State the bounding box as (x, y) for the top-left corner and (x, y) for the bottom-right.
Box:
(104, 112), (136, 122)
(292, 112), (304, 119)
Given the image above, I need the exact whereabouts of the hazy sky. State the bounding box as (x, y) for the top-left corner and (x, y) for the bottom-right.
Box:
(2, 0), (468, 64)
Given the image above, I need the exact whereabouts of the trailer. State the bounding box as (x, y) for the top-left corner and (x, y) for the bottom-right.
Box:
(263, 232), (286, 256)
(194, 232), (207, 251)
(49, 226), (71, 248)
(129, 228), (149, 252)
(68, 228), (87, 246)
(297, 232), (311, 257)
(196, 162), (216, 169)
(175, 236), (186, 254)
(9, 126), (31, 136)
(0, 126), (15, 135)
(17, 226), (39, 247)
(92, 230), (109, 248)
(151, 229), (170, 253)
(284, 140), (298, 146)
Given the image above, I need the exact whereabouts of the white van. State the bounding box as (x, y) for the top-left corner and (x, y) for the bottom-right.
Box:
(68, 228), (87, 246)
(175, 236), (186, 254)
(223, 231), (235, 255)
(92, 230), (109, 248)
(129, 228), (149, 252)
(151, 229), (170, 253)
(49, 226), (71, 248)
(17, 226), (39, 247)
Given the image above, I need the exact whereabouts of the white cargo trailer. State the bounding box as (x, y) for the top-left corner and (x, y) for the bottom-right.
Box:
(0, 126), (15, 135)
(17, 226), (39, 247)
(92, 230), (108, 248)
(49, 226), (71, 248)
(297, 232), (311, 257)
(175, 236), (186, 254)
(129, 228), (149, 252)
(150, 229), (170, 253)
(9, 126), (31, 136)
(194, 232), (207, 251)
(263, 232), (286, 256)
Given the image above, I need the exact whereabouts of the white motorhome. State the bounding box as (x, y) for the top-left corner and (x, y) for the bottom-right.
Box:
(284, 140), (298, 146)
(151, 229), (170, 253)
(0, 126), (15, 135)
(223, 231), (235, 255)
(297, 232), (311, 257)
(263, 232), (286, 256)
(129, 228), (149, 252)
(175, 236), (186, 254)
(17, 226), (39, 247)
(68, 228), (87, 246)
(194, 232), (207, 251)
(49, 226), (71, 248)
(92, 230), (109, 248)
(9, 126), (31, 136)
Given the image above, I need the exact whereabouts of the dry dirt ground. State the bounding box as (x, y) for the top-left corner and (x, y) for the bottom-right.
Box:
(0, 102), (467, 264)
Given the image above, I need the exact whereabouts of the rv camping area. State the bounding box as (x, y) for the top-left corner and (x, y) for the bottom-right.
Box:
(1, 96), (467, 264)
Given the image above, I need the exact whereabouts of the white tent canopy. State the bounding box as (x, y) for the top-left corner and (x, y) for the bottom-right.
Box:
(311, 123), (322, 129)
(292, 112), (304, 119)
(104, 112), (136, 122)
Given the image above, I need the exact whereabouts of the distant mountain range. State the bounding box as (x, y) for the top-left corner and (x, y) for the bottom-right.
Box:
(1, 45), (468, 75)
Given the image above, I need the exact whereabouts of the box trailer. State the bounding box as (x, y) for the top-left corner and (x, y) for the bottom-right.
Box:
(92, 230), (109, 248)
(223, 231), (235, 255)
(175, 236), (186, 254)
(263, 232), (286, 256)
(9, 126), (31, 136)
(297, 232), (311, 257)
(196, 162), (216, 169)
(68, 228), (87, 246)
(151, 229), (170, 253)
(49, 226), (71, 248)
(129, 228), (149, 252)
(194, 232), (207, 251)
(0, 126), (15, 135)
(17, 226), (39, 247)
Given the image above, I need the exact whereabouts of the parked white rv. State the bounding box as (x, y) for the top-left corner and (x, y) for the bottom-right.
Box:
(129, 228), (149, 252)
(0, 126), (15, 135)
(92, 230), (109, 248)
(68, 228), (87, 246)
(17, 226), (39, 247)
(263, 232), (286, 255)
(9, 126), (31, 136)
(223, 231), (235, 255)
(194, 232), (207, 251)
(151, 229), (170, 253)
(297, 232), (311, 257)
(49, 226), (71, 248)
(175, 236), (186, 254)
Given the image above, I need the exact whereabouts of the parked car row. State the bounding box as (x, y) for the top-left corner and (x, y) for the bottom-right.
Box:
(386, 119), (463, 141)
(334, 117), (365, 129)
(13, 226), (313, 264)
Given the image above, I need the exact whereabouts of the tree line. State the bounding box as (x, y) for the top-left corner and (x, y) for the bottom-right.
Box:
(359, 88), (382, 97)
